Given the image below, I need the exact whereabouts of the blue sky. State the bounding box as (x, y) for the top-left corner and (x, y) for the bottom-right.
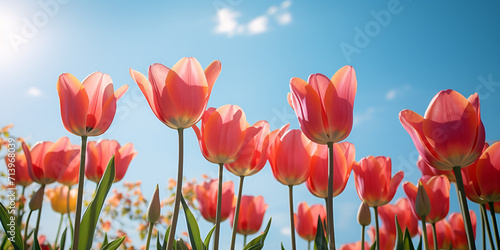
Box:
(1, 0), (500, 249)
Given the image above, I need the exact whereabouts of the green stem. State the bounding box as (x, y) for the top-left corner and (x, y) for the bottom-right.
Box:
(489, 202), (500, 249)
(361, 225), (365, 250)
(54, 213), (64, 249)
(421, 216), (429, 250)
(16, 186), (26, 227)
(481, 204), (495, 250)
(67, 185), (74, 242)
(230, 176), (245, 250)
(374, 206), (380, 250)
(289, 185), (297, 250)
(23, 210), (33, 248)
(431, 222), (438, 250)
(72, 135), (88, 250)
(308, 240), (311, 250)
(326, 141), (336, 250)
(453, 167), (476, 250)
(166, 128), (184, 250)
(213, 163), (224, 250)
(145, 223), (154, 250)
(34, 184), (45, 239)
(243, 234), (247, 246)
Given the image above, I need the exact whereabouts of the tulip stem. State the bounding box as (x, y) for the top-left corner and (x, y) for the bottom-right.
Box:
(166, 128), (185, 250)
(54, 213), (64, 249)
(214, 163), (224, 250)
(488, 202), (500, 249)
(361, 225), (365, 250)
(34, 184), (45, 239)
(146, 222), (154, 250)
(326, 142), (336, 250)
(431, 222), (438, 250)
(243, 235), (247, 246)
(308, 240), (311, 250)
(230, 175), (245, 250)
(67, 185), (74, 242)
(480, 204), (495, 250)
(373, 206), (380, 250)
(16, 186), (26, 227)
(453, 166), (476, 250)
(482, 207), (486, 250)
(289, 185), (297, 250)
(23, 210), (33, 248)
(73, 135), (88, 250)
(421, 216), (429, 250)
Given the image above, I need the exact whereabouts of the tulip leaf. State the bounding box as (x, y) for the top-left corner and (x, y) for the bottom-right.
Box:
(281, 242), (286, 250)
(395, 215), (404, 250)
(60, 228), (67, 250)
(313, 217), (327, 250)
(1, 236), (10, 250)
(403, 228), (415, 250)
(180, 194), (203, 250)
(100, 236), (126, 250)
(102, 233), (109, 248)
(0, 203), (23, 250)
(370, 241), (376, 250)
(163, 226), (170, 250)
(176, 239), (190, 250)
(203, 225), (216, 249)
(416, 236), (422, 250)
(156, 231), (162, 250)
(242, 218), (272, 250)
(32, 234), (41, 250)
(78, 155), (116, 250)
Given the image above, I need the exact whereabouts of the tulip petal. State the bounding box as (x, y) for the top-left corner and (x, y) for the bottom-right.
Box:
(130, 68), (162, 120)
(114, 143), (137, 182)
(330, 65), (357, 106)
(57, 73), (89, 136)
(204, 60), (221, 97)
(477, 142), (500, 201)
(386, 171), (404, 204)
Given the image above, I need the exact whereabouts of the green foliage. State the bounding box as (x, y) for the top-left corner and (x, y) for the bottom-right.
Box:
(0, 203), (23, 250)
(313, 216), (327, 250)
(394, 215), (422, 250)
(59, 228), (67, 250)
(100, 236), (126, 250)
(242, 218), (272, 250)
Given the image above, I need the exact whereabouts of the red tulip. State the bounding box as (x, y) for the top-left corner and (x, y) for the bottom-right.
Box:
(305, 142), (355, 198)
(473, 142), (500, 202)
(195, 179), (235, 223)
(85, 140), (137, 183)
(268, 126), (315, 186)
(193, 105), (260, 164)
(417, 156), (455, 183)
(57, 144), (80, 186)
(378, 198), (420, 238)
(130, 57), (221, 129)
(404, 175), (450, 223)
(224, 120), (270, 176)
(425, 219), (454, 250)
(339, 242), (370, 250)
(57, 72), (128, 137)
(4, 151), (33, 187)
(229, 195), (268, 235)
(289, 66), (357, 144)
(352, 156), (404, 207)
(22, 137), (80, 185)
(448, 210), (477, 250)
(294, 202), (326, 242)
(368, 226), (396, 250)
(461, 143), (491, 204)
(399, 90), (485, 170)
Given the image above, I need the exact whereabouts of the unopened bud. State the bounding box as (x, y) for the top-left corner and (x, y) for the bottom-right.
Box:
(416, 182), (431, 219)
(147, 184), (160, 223)
(29, 186), (45, 211)
(357, 201), (371, 226)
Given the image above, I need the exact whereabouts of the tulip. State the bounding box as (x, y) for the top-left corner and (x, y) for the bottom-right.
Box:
(417, 156), (455, 183)
(46, 186), (77, 214)
(85, 139), (137, 183)
(449, 211), (477, 250)
(229, 195), (268, 245)
(4, 151), (32, 187)
(339, 242), (370, 250)
(195, 179), (235, 224)
(425, 219), (454, 250)
(404, 176), (450, 224)
(487, 202), (500, 213)
(357, 201), (371, 250)
(146, 184), (160, 250)
(400, 90), (485, 249)
(353, 156), (403, 250)
(294, 202), (326, 247)
(378, 198), (419, 238)
(367, 226), (396, 250)
(57, 144), (81, 187)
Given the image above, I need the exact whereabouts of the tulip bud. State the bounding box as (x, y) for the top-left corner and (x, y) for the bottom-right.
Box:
(147, 184), (160, 223)
(357, 201), (371, 226)
(29, 186), (45, 211)
(415, 182), (431, 218)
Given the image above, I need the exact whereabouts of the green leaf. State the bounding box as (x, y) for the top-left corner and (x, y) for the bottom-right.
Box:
(1, 235), (9, 250)
(370, 241), (377, 250)
(281, 242), (286, 250)
(243, 218), (272, 250)
(313, 216), (327, 250)
(395, 215), (404, 250)
(60, 228), (67, 250)
(180, 194), (202, 250)
(403, 228), (415, 250)
(100, 236), (126, 250)
(176, 239), (190, 250)
(203, 225), (216, 250)
(78, 156), (116, 250)
(163, 226), (170, 250)
(32, 234), (41, 250)
(102, 233), (109, 248)
(156, 232), (162, 250)
(0, 203), (23, 250)
(416, 236), (422, 250)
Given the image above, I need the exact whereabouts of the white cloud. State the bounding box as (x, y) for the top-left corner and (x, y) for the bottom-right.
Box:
(353, 107), (376, 126)
(385, 85), (411, 101)
(27, 87), (42, 97)
(215, 8), (244, 36)
(280, 227), (291, 236)
(281, 0), (292, 8)
(267, 6), (278, 15)
(248, 16), (268, 34)
(385, 89), (397, 100)
(276, 12), (292, 25)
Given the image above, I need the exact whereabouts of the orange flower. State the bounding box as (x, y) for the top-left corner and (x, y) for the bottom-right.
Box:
(224, 120), (270, 176)
(289, 66), (357, 144)
(448, 210), (477, 250)
(472, 142), (500, 202)
(195, 179), (235, 223)
(403, 175), (450, 223)
(85, 140), (137, 183)
(339, 242), (370, 250)
(229, 195), (268, 235)
(352, 156), (404, 207)
(57, 144), (81, 186)
(57, 72), (128, 136)
(294, 202), (326, 242)
(46, 185), (77, 214)
(4, 150), (33, 187)
(399, 90), (485, 170)
(378, 198), (420, 238)
(268, 125), (315, 186)
(130, 57), (221, 129)
(425, 219), (454, 250)
(22, 137), (80, 185)
(193, 105), (260, 164)
(367, 226), (396, 250)
(461, 143), (492, 204)
(305, 142), (355, 198)
(417, 156), (455, 183)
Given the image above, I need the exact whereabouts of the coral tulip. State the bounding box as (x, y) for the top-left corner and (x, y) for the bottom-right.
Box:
(130, 57), (221, 129)
(306, 142), (355, 198)
(339, 242), (370, 250)
(4, 151), (33, 187)
(367, 226), (396, 250)
(378, 198), (420, 237)
(229, 195), (268, 235)
(461, 143), (491, 204)
(425, 219), (454, 250)
(195, 179), (235, 223)
(449, 211), (477, 250)
(57, 144), (80, 186)
(404, 175), (450, 224)
(289, 65), (357, 144)
(353, 156), (404, 207)
(46, 186), (77, 214)
(85, 140), (137, 183)
(474, 142), (500, 202)
(294, 202), (327, 242)
(417, 156), (455, 183)
(57, 72), (128, 137)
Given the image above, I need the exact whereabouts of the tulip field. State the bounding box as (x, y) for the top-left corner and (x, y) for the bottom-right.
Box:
(1, 1), (500, 250)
